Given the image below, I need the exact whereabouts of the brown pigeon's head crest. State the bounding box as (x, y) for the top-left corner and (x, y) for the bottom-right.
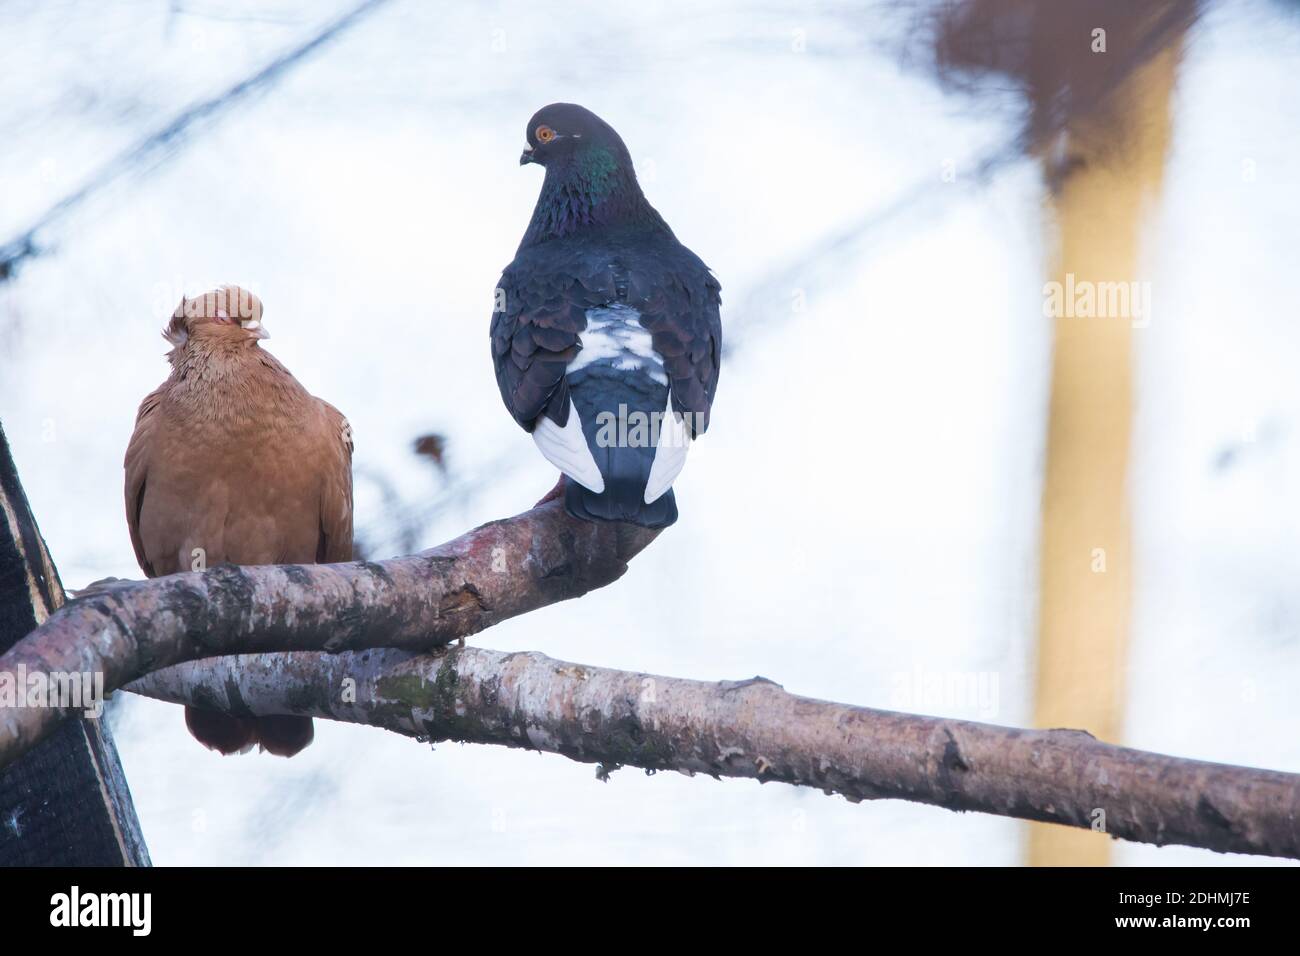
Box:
(164, 285), (268, 349)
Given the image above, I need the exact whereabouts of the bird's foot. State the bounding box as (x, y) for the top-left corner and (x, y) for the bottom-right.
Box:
(534, 474), (566, 507)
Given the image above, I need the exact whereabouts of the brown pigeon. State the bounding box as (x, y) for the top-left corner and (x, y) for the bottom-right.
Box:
(124, 286), (353, 756)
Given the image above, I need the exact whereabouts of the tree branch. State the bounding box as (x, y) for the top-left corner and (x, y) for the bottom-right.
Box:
(0, 499), (658, 767)
(126, 645), (1300, 859)
(5, 487), (1298, 859)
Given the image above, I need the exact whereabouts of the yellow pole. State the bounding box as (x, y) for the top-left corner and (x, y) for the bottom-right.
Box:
(1028, 45), (1180, 866)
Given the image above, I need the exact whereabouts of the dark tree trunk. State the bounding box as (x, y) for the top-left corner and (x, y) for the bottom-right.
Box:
(0, 422), (149, 866)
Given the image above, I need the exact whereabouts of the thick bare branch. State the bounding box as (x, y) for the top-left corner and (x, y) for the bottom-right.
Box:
(129, 646), (1300, 859)
(0, 500), (658, 767)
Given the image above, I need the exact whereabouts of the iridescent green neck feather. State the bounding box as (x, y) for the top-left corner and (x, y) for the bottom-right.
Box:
(521, 146), (670, 248)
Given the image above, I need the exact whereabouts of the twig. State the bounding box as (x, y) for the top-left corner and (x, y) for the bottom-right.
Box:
(0, 0), (393, 279)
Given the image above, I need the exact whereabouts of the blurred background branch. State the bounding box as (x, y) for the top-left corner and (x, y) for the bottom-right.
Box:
(0, 0), (392, 281)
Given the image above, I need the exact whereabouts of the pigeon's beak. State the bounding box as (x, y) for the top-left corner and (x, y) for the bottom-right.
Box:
(519, 147), (536, 166)
(240, 318), (270, 340)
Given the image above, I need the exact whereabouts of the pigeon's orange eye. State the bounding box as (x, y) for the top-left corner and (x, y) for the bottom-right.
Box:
(535, 125), (556, 144)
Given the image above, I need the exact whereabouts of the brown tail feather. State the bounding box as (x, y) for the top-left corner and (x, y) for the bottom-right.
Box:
(184, 708), (314, 757)
(185, 706), (257, 755)
(254, 715), (314, 757)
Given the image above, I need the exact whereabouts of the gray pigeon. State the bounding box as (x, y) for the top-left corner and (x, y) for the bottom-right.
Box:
(491, 103), (722, 528)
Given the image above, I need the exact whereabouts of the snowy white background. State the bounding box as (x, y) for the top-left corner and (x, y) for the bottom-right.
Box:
(0, 0), (1297, 865)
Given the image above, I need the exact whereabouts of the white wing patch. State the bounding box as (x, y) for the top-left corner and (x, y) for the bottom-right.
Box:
(570, 305), (667, 384)
(539, 304), (688, 502)
(644, 393), (691, 504)
(533, 400), (605, 493)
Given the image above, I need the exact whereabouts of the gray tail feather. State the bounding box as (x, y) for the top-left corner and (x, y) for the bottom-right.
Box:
(563, 446), (678, 528)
